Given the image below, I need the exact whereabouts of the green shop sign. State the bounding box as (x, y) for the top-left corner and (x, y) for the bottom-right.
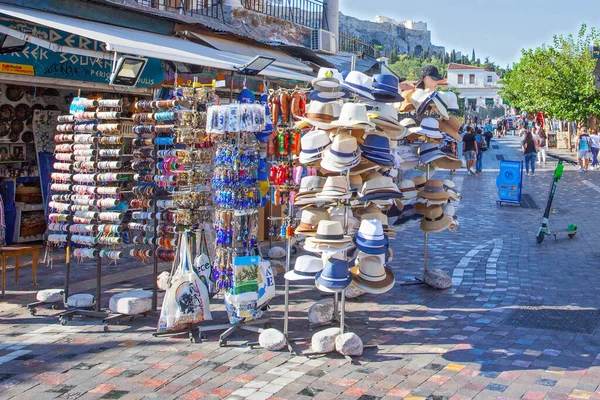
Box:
(0, 17), (164, 87)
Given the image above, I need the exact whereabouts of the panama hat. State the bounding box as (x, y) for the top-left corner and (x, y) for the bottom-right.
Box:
(418, 142), (447, 165)
(294, 207), (330, 236)
(429, 92), (450, 120)
(410, 89), (434, 113)
(350, 256), (395, 294)
(414, 117), (443, 139)
(320, 133), (362, 172)
(400, 118), (420, 135)
(305, 220), (352, 244)
(398, 89), (416, 112)
(350, 157), (379, 175)
(372, 74), (404, 103)
(309, 90), (349, 103)
(360, 134), (395, 167)
(411, 175), (427, 190)
(295, 176), (327, 205)
(420, 204), (452, 233)
(353, 219), (389, 255)
(417, 180), (449, 201)
(316, 176), (352, 200)
(367, 103), (404, 132)
(312, 67), (344, 91)
(433, 155), (463, 170)
(399, 180), (419, 199)
(315, 258), (352, 292)
(329, 206), (360, 234)
(331, 103), (375, 128)
(438, 116), (462, 141)
(285, 255), (323, 281)
(296, 101), (336, 129)
(358, 175), (403, 201)
(355, 248), (393, 265)
(340, 71), (376, 100)
(361, 212), (396, 236)
(299, 130), (331, 164)
(438, 91), (460, 112)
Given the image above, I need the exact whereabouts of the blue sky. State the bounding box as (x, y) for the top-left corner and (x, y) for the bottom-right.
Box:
(339, 0), (600, 67)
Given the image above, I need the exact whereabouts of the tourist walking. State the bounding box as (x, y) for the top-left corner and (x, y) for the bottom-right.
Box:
(474, 128), (486, 174)
(590, 129), (600, 170)
(462, 126), (478, 175)
(535, 122), (547, 165)
(522, 130), (537, 176)
(576, 127), (592, 172)
(484, 121), (493, 148)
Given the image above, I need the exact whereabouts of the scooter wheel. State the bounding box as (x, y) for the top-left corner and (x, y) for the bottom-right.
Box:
(536, 232), (545, 244)
(568, 233), (576, 239)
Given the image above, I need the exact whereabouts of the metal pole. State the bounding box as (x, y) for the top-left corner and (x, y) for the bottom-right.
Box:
(284, 202), (293, 336)
(423, 164), (430, 277)
(339, 289), (345, 334)
(96, 254), (101, 312)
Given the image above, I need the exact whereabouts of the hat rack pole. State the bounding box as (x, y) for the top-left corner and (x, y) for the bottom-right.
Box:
(284, 202), (292, 337)
(423, 163), (430, 277)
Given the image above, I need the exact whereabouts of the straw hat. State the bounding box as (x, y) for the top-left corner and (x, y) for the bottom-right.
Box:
(414, 118), (443, 139)
(294, 207), (330, 236)
(367, 103), (404, 132)
(433, 155), (463, 170)
(438, 116), (462, 141)
(397, 89), (415, 112)
(331, 103), (375, 128)
(296, 101), (336, 129)
(285, 255), (323, 281)
(358, 175), (402, 201)
(420, 205), (452, 233)
(316, 176), (351, 200)
(299, 130), (331, 164)
(417, 180), (449, 201)
(329, 206), (360, 234)
(350, 157), (379, 176)
(320, 133), (362, 172)
(418, 142), (447, 165)
(411, 175), (427, 190)
(350, 256), (395, 294)
(399, 180), (419, 199)
(353, 219), (389, 255)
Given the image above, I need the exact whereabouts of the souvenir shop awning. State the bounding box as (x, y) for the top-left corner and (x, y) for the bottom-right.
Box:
(0, 4), (315, 82)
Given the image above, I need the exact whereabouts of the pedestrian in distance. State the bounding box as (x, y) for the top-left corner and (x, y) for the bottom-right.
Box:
(474, 128), (486, 174)
(535, 122), (547, 165)
(576, 126), (592, 172)
(590, 129), (600, 170)
(484, 121), (493, 148)
(462, 126), (479, 175)
(522, 130), (537, 176)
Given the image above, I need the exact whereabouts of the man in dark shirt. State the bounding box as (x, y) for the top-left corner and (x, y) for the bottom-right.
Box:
(462, 126), (478, 175)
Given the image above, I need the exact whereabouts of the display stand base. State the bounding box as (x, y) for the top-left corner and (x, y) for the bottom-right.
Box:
(27, 300), (62, 316)
(57, 308), (109, 326)
(400, 277), (426, 286)
(102, 312), (151, 332)
(154, 323), (201, 343)
(309, 316), (369, 332)
(214, 317), (271, 347)
(247, 332), (310, 354)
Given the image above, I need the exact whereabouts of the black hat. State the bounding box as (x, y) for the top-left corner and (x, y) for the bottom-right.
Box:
(416, 64), (443, 89)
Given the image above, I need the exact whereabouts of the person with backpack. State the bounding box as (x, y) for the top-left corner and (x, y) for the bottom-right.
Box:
(535, 122), (548, 165)
(484, 121), (494, 148)
(475, 128), (487, 174)
(522, 130), (538, 176)
(576, 126), (592, 172)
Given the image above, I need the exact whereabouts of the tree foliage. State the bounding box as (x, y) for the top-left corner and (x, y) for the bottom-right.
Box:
(387, 55), (448, 81)
(500, 24), (600, 123)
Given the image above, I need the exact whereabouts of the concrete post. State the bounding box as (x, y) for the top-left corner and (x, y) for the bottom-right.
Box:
(324, 0), (339, 36)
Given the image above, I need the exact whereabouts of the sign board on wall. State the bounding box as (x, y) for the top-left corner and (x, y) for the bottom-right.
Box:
(0, 17), (164, 86)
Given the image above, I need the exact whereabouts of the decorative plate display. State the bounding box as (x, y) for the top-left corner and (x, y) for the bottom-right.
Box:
(44, 105), (59, 111)
(9, 131), (20, 142)
(10, 119), (24, 135)
(42, 88), (60, 105)
(14, 103), (31, 121)
(0, 104), (15, 122)
(0, 121), (11, 137)
(5, 85), (24, 102)
(21, 131), (34, 143)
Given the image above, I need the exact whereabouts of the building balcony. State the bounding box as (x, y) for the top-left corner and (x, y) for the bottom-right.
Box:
(132, 0), (326, 30)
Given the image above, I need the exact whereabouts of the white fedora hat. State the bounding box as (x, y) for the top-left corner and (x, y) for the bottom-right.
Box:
(430, 92), (449, 120)
(340, 71), (376, 100)
(321, 134), (362, 172)
(285, 255), (323, 281)
(438, 91), (460, 112)
(312, 68), (344, 92)
(329, 206), (360, 234)
(316, 176), (351, 200)
(331, 103), (375, 128)
(367, 103), (404, 132)
(414, 117), (443, 139)
(350, 255), (395, 294)
(294, 207), (330, 236)
(299, 130), (331, 164)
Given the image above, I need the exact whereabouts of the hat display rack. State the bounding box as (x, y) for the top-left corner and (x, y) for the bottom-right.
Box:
(395, 83), (463, 287)
(48, 96), (141, 326)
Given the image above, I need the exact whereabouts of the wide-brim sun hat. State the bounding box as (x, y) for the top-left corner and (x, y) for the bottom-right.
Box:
(312, 67), (344, 92)
(309, 89), (349, 103)
(433, 155), (463, 170)
(350, 158), (379, 175)
(420, 205), (452, 233)
(285, 255), (323, 281)
(350, 262), (395, 294)
(340, 71), (376, 100)
(418, 179), (450, 201)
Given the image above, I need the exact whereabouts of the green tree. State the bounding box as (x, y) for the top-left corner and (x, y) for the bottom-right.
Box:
(451, 49), (456, 62)
(501, 24), (600, 124)
(387, 55), (448, 81)
(472, 49), (476, 63)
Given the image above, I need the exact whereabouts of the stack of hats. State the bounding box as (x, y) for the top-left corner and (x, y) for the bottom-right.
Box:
(295, 176), (326, 205)
(360, 133), (395, 167)
(350, 254), (395, 294)
(299, 130), (331, 165)
(316, 176), (351, 201)
(371, 74), (404, 103)
(296, 101), (337, 130)
(304, 220), (354, 253)
(415, 180), (453, 233)
(418, 142), (462, 170)
(413, 118), (443, 140)
(320, 133), (362, 172)
(310, 68), (348, 103)
(315, 257), (352, 293)
(340, 71), (376, 101)
(353, 219), (389, 255)
(367, 103), (405, 140)
(294, 207), (330, 236)
(393, 145), (419, 170)
(438, 116), (462, 142)
(358, 173), (403, 202)
(285, 255), (323, 281)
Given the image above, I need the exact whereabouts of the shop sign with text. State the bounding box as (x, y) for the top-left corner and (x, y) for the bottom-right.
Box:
(0, 17), (164, 86)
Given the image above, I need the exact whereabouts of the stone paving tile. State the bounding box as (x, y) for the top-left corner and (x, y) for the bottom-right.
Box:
(3, 137), (600, 399)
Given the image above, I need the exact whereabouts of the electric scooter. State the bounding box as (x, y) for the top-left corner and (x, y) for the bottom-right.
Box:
(536, 157), (578, 243)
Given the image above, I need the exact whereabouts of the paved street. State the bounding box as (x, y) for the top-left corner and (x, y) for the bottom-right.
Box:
(2, 136), (600, 400)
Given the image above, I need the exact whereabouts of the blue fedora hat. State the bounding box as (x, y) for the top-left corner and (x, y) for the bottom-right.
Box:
(353, 239), (389, 255)
(361, 147), (393, 158)
(354, 232), (389, 248)
(372, 74), (404, 103)
(358, 191), (403, 202)
(315, 259), (352, 291)
(362, 153), (395, 167)
(361, 134), (391, 151)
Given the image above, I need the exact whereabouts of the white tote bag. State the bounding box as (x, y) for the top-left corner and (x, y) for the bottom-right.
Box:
(193, 230), (217, 297)
(157, 233), (212, 332)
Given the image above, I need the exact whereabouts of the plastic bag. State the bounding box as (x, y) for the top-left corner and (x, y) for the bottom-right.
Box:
(224, 291), (263, 324)
(157, 233), (212, 332)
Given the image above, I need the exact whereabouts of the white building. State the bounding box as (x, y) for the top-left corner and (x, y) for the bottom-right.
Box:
(446, 63), (503, 112)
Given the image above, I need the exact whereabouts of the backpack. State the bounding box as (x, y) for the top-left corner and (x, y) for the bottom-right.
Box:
(478, 135), (488, 151)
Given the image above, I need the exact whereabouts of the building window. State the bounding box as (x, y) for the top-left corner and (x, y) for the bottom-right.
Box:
(485, 98), (494, 106)
(487, 75), (493, 83)
(457, 74), (463, 84)
(469, 74), (475, 84)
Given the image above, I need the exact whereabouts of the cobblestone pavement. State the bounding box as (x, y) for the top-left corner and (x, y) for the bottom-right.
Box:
(2, 136), (600, 400)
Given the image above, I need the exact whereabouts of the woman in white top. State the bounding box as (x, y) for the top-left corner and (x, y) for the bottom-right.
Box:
(590, 130), (600, 169)
(535, 123), (548, 165)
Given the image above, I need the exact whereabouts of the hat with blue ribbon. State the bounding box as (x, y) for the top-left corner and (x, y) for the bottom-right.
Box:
(315, 258), (353, 292)
(340, 71), (375, 100)
(372, 74), (404, 103)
